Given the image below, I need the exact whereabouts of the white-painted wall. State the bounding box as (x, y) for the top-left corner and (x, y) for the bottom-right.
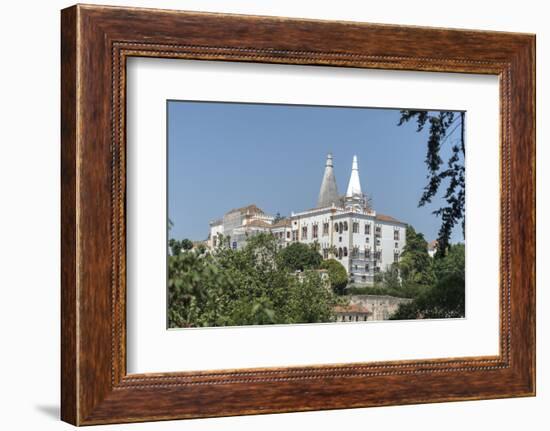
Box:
(208, 223), (224, 248)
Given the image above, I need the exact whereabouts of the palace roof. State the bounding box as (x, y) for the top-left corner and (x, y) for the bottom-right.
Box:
(226, 204), (265, 216)
(334, 304), (371, 314)
(244, 219), (272, 228)
(271, 218), (291, 228)
(375, 213), (406, 225)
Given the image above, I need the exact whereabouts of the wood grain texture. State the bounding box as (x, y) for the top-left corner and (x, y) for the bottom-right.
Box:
(60, 5), (78, 425)
(60, 4), (536, 425)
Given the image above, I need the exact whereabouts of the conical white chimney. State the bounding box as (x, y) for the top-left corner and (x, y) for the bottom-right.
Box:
(346, 155), (362, 197)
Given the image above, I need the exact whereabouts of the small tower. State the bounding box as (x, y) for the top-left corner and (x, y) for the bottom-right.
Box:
(317, 153), (340, 208)
(345, 155), (365, 211)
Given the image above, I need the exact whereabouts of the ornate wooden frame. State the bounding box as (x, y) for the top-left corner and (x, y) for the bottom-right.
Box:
(61, 4), (535, 426)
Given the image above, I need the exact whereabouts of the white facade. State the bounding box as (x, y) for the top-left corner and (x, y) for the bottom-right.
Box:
(207, 154), (407, 285)
(289, 206), (406, 285)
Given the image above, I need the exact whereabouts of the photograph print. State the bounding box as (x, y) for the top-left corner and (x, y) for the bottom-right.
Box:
(167, 101), (465, 328)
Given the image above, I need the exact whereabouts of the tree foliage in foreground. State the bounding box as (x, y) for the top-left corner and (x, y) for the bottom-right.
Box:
(278, 242), (322, 272)
(399, 225), (435, 287)
(168, 233), (343, 328)
(352, 225), (435, 299)
(398, 110), (465, 256)
(390, 243), (465, 319)
(169, 238), (193, 255)
(320, 259), (348, 294)
(353, 226), (464, 319)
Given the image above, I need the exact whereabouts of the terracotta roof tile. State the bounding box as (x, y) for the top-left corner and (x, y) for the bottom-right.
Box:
(245, 219), (272, 228)
(334, 304), (371, 314)
(375, 213), (406, 225)
(428, 240), (438, 250)
(271, 219), (291, 228)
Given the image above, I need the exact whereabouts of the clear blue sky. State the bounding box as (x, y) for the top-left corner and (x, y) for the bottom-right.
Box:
(168, 101), (464, 244)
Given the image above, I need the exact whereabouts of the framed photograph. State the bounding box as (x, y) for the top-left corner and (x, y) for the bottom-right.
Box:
(61, 4), (535, 425)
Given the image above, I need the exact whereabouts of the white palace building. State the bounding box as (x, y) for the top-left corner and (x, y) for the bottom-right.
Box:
(208, 154), (407, 285)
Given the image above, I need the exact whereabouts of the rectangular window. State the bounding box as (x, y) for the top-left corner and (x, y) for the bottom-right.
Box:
(286, 231), (290, 239)
(352, 222), (359, 233)
(394, 229), (400, 240)
(394, 252), (400, 263)
(312, 224), (318, 239)
(365, 224), (370, 235)
(323, 222), (329, 235)
(302, 226), (308, 240)
(365, 249), (371, 259)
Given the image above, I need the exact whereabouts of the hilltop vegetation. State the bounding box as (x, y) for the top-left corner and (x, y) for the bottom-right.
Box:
(168, 233), (346, 328)
(168, 225), (465, 327)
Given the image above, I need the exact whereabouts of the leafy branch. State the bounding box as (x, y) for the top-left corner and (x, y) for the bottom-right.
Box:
(398, 110), (465, 256)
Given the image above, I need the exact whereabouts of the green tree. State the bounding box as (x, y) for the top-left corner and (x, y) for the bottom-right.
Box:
(391, 243), (465, 320)
(278, 242), (322, 271)
(168, 233), (341, 328)
(168, 238), (182, 255)
(379, 263), (401, 290)
(167, 249), (228, 327)
(286, 271), (340, 323)
(433, 242), (465, 281)
(398, 110), (465, 256)
(399, 225), (435, 287)
(181, 238), (193, 250)
(168, 238), (194, 255)
(320, 258), (348, 294)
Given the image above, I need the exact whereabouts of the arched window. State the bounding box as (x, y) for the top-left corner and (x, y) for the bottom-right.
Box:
(334, 223), (339, 233)
(343, 247), (348, 257)
(339, 222), (344, 232)
(338, 247), (343, 259)
(343, 221), (348, 231)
